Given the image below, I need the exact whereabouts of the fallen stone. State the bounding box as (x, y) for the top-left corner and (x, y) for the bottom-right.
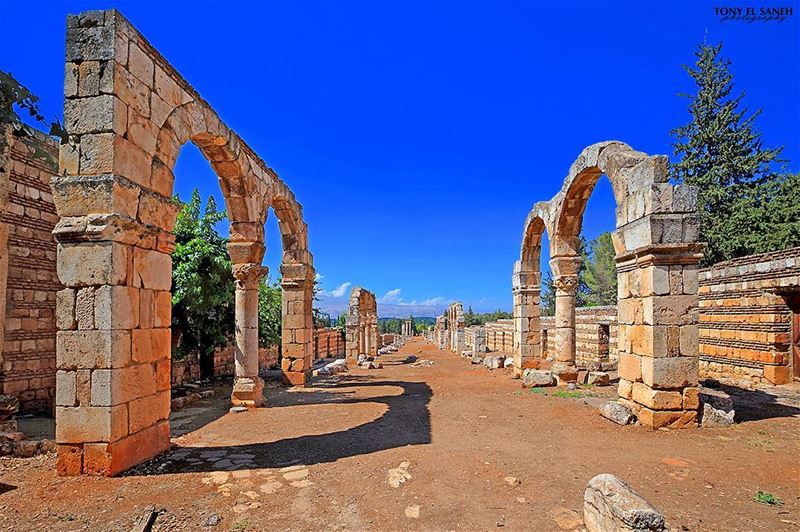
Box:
(0, 395), (19, 421)
(588, 371), (610, 386)
(699, 388), (735, 427)
(504, 476), (521, 486)
(13, 440), (40, 458)
(388, 463), (412, 488)
(599, 401), (636, 426)
(504, 357), (514, 368)
(404, 355), (418, 364)
(201, 513), (220, 527)
(283, 469), (309, 481)
(405, 505), (420, 519)
(229, 406), (248, 414)
(471, 356), (483, 365)
(522, 369), (555, 388)
(584, 473), (666, 532)
(130, 505), (160, 532)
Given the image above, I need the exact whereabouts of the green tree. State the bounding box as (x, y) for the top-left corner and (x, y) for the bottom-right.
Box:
(583, 232), (617, 306)
(258, 279), (282, 348)
(464, 305), (478, 327)
(671, 41), (785, 264)
(171, 190), (234, 376)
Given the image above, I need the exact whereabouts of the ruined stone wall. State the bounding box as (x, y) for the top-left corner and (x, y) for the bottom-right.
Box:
(698, 246), (800, 385)
(485, 319), (513, 353)
(313, 328), (344, 360)
(464, 325), (486, 354)
(541, 306), (618, 369)
(0, 130), (60, 413)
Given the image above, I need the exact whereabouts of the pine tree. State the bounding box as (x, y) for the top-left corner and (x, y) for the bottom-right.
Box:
(583, 232), (617, 306)
(671, 41), (783, 265)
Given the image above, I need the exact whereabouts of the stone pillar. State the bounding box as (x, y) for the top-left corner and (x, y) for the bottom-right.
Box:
(512, 260), (542, 373)
(551, 255), (581, 383)
(345, 315), (359, 363)
(615, 244), (703, 428)
(230, 263), (266, 407)
(280, 263), (314, 385)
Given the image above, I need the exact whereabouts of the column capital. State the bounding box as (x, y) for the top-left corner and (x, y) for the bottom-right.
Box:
(552, 274), (579, 295)
(232, 263), (267, 290)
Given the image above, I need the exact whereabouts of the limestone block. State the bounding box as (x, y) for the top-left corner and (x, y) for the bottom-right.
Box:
(56, 404), (129, 443)
(617, 378), (633, 400)
(51, 174), (141, 219)
(682, 386), (700, 410)
(127, 43), (154, 87)
(56, 289), (77, 331)
(57, 329), (131, 370)
(128, 390), (170, 434)
(153, 290), (171, 328)
(65, 21), (116, 62)
(56, 370), (77, 407)
(132, 248), (171, 290)
(638, 408), (698, 429)
(632, 382), (682, 410)
(584, 474), (666, 532)
(94, 285), (140, 329)
(641, 356), (698, 390)
(131, 328), (170, 364)
(599, 401), (635, 426)
(617, 353), (642, 383)
(64, 95), (127, 136)
(522, 369), (555, 387)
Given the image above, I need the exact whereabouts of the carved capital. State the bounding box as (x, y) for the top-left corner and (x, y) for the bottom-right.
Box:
(552, 275), (579, 295)
(232, 263), (267, 290)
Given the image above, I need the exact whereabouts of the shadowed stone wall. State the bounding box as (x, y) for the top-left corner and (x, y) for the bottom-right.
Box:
(0, 129), (60, 413)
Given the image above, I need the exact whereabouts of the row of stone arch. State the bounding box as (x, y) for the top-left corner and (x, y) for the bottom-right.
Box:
(53, 10), (316, 475)
(345, 287), (378, 362)
(512, 141), (704, 428)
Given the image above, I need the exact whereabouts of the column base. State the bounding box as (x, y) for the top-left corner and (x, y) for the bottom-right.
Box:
(231, 377), (265, 408)
(637, 407), (698, 429)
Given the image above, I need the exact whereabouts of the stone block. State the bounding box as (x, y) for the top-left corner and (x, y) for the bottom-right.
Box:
(638, 408), (698, 429)
(641, 356), (698, 390)
(57, 330), (132, 369)
(133, 248), (171, 290)
(56, 370), (77, 407)
(617, 353), (642, 383)
(763, 365), (790, 385)
(617, 378), (633, 400)
(128, 390), (170, 434)
(632, 382), (683, 410)
(56, 288), (77, 330)
(56, 444), (83, 476)
(599, 401), (636, 426)
(63, 94), (127, 135)
(584, 474), (666, 532)
(94, 285), (140, 329)
(131, 328), (170, 363)
(682, 386), (700, 410)
(57, 242), (131, 287)
(55, 404), (128, 443)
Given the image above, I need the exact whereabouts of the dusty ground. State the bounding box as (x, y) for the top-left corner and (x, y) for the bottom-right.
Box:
(1, 338), (799, 531)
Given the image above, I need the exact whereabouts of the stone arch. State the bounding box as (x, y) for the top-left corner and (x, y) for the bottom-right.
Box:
(345, 287), (377, 363)
(520, 141), (703, 428)
(512, 205), (552, 372)
(51, 10), (314, 475)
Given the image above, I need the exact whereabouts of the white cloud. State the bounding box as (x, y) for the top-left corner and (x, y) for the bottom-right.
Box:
(419, 296), (447, 306)
(379, 288), (403, 303)
(328, 281), (352, 298)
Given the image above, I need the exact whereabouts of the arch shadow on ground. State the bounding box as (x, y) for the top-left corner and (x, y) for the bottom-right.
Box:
(126, 375), (432, 476)
(717, 384), (800, 422)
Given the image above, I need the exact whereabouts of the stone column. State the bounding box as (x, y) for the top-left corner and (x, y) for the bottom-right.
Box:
(230, 263), (266, 408)
(280, 263), (314, 385)
(345, 315), (359, 363)
(512, 260), (542, 373)
(615, 243), (703, 428)
(550, 255), (582, 383)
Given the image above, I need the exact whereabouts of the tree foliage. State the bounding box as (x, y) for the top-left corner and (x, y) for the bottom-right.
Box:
(670, 41), (797, 264)
(171, 191), (234, 361)
(582, 232), (617, 306)
(258, 279), (282, 348)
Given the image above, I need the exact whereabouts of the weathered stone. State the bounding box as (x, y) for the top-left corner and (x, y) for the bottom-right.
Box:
(599, 401), (636, 426)
(584, 473), (666, 532)
(522, 369), (555, 387)
(699, 388), (735, 427)
(588, 371), (610, 386)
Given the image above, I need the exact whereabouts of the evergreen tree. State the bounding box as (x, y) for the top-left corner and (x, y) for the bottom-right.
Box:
(583, 232), (617, 306)
(671, 41), (784, 264)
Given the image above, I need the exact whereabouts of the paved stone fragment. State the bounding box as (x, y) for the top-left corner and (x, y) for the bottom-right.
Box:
(584, 473), (666, 532)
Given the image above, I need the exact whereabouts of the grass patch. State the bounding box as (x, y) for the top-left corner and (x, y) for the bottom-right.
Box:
(551, 390), (584, 399)
(528, 388), (548, 395)
(753, 491), (784, 506)
(232, 519), (252, 531)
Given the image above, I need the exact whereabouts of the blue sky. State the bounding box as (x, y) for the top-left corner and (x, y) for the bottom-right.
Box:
(1, 1), (797, 317)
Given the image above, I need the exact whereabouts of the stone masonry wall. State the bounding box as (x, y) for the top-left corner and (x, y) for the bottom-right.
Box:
(313, 328), (344, 360)
(698, 246), (800, 385)
(485, 319), (513, 353)
(0, 129), (61, 413)
(541, 306), (618, 370)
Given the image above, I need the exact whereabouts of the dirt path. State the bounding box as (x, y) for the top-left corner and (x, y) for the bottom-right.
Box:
(1, 338), (799, 531)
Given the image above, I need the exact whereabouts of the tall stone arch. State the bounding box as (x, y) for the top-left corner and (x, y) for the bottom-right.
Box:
(345, 287), (377, 363)
(52, 10), (314, 475)
(512, 205), (552, 373)
(519, 141), (703, 428)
